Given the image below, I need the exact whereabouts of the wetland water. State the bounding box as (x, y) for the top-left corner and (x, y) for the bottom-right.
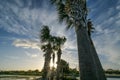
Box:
(0, 75), (120, 80)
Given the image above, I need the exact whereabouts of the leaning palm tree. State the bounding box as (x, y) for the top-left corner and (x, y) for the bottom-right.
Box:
(87, 19), (106, 80)
(50, 0), (106, 80)
(54, 36), (66, 80)
(40, 25), (54, 80)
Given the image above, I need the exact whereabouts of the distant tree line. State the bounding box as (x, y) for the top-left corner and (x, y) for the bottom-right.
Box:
(0, 68), (79, 76)
(0, 69), (120, 76)
(0, 69), (41, 76)
(105, 69), (120, 74)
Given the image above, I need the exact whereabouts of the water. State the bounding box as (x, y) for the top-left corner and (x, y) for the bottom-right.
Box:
(0, 75), (40, 80)
(0, 76), (120, 80)
(76, 77), (120, 80)
(107, 78), (120, 80)
(0, 78), (120, 80)
(0, 78), (26, 80)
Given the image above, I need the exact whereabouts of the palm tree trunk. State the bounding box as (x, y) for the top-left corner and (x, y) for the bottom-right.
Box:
(76, 26), (97, 80)
(56, 48), (62, 80)
(42, 52), (51, 80)
(75, 25), (106, 80)
(89, 38), (106, 80)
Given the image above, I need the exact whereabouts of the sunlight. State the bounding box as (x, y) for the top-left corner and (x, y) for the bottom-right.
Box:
(50, 57), (57, 69)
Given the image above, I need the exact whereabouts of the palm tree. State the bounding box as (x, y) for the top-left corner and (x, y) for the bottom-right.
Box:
(54, 36), (66, 80)
(40, 25), (54, 80)
(87, 20), (106, 80)
(50, 0), (106, 80)
(87, 19), (95, 37)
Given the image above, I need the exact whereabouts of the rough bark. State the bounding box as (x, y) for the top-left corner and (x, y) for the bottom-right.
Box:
(42, 49), (52, 80)
(89, 38), (107, 80)
(75, 25), (106, 80)
(56, 48), (62, 80)
(76, 26), (97, 80)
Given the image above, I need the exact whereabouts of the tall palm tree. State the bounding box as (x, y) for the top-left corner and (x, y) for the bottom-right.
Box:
(87, 19), (95, 37)
(54, 36), (66, 80)
(87, 20), (106, 80)
(40, 25), (54, 80)
(50, 0), (106, 80)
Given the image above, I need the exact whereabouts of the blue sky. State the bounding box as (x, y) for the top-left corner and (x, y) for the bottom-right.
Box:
(0, 0), (120, 71)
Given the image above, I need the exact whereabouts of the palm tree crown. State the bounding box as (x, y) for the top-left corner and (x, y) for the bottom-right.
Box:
(40, 25), (52, 43)
(54, 36), (66, 48)
(51, 0), (87, 30)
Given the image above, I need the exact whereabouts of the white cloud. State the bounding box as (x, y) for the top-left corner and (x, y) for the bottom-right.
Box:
(87, 1), (120, 69)
(25, 51), (39, 58)
(62, 50), (78, 68)
(93, 28), (120, 69)
(116, 5), (120, 10)
(5, 0), (79, 69)
(13, 39), (40, 50)
(1, 0), (120, 70)
(5, 56), (19, 60)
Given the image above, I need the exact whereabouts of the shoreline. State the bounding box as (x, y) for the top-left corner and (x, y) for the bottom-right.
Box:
(0, 74), (120, 79)
(106, 74), (120, 78)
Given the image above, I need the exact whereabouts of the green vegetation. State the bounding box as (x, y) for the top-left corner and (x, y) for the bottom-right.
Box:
(0, 69), (120, 77)
(0, 69), (41, 76)
(105, 69), (120, 74)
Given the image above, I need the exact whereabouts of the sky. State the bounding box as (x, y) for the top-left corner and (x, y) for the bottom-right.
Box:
(0, 0), (120, 71)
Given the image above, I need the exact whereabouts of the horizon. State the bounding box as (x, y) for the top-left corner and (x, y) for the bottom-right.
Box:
(0, 0), (120, 71)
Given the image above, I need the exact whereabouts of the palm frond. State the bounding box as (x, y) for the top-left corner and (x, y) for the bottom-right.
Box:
(41, 43), (51, 50)
(57, 2), (68, 23)
(50, 0), (76, 30)
(55, 36), (66, 47)
(50, 0), (58, 4)
(41, 44), (48, 52)
(50, 0), (63, 5)
(40, 25), (50, 43)
(66, 19), (73, 30)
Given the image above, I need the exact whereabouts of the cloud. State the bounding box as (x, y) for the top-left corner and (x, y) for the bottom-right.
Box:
(91, 2), (120, 69)
(0, 0), (120, 70)
(93, 32), (120, 69)
(0, 0), (72, 38)
(5, 56), (19, 60)
(62, 49), (78, 68)
(25, 51), (39, 58)
(4, 0), (78, 69)
(0, 0), (52, 39)
(12, 39), (40, 50)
